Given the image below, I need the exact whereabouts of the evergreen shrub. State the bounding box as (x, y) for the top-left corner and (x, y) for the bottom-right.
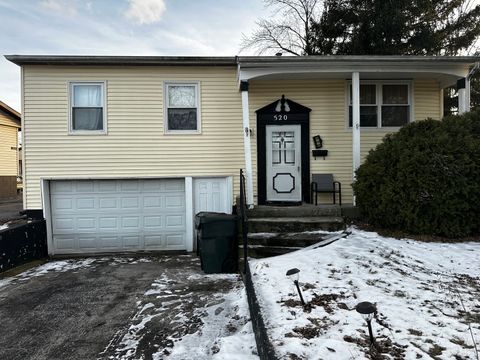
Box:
(353, 110), (480, 237)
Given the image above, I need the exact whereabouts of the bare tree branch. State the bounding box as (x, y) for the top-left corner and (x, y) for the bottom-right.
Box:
(240, 0), (322, 55)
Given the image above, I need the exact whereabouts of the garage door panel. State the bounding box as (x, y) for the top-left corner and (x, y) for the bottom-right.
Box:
(99, 217), (118, 230)
(165, 195), (184, 208)
(145, 235), (163, 247)
(76, 197), (96, 210)
(120, 180), (140, 192)
(50, 179), (186, 254)
(77, 217), (96, 230)
(123, 235), (141, 247)
(51, 181), (74, 193)
(166, 215), (184, 228)
(98, 236), (122, 248)
(98, 181), (118, 192)
(53, 217), (75, 231)
(166, 234), (184, 247)
(143, 180), (163, 191)
(99, 198), (119, 210)
(76, 181), (94, 192)
(143, 215), (162, 228)
(143, 196), (163, 208)
(52, 197), (73, 211)
(78, 236), (97, 249)
(121, 217), (140, 230)
(164, 180), (184, 191)
(53, 235), (76, 250)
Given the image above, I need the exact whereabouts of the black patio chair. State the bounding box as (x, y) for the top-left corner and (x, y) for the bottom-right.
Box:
(310, 174), (342, 205)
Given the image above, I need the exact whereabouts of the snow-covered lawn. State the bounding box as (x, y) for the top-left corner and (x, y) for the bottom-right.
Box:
(250, 228), (480, 359)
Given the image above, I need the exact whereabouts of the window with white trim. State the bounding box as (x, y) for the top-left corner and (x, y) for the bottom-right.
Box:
(348, 82), (411, 128)
(165, 83), (200, 132)
(69, 82), (106, 133)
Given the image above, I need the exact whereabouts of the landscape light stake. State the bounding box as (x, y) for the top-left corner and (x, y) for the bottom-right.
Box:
(355, 301), (377, 346)
(286, 268), (305, 306)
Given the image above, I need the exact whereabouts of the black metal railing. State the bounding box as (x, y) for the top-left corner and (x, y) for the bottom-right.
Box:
(239, 169), (248, 274)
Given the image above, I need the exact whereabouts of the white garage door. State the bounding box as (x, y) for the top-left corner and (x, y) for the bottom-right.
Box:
(50, 179), (186, 254)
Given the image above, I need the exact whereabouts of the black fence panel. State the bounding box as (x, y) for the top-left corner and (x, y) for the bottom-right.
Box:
(244, 261), (279, 360)
(0, 220), (48, 272)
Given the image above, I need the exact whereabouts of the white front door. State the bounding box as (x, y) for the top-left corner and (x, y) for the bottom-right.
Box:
(266, 125), (302, 202)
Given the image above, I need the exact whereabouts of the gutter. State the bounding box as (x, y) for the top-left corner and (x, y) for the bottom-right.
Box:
(467, 62), (480, 79)
(4, 55), (238, 67)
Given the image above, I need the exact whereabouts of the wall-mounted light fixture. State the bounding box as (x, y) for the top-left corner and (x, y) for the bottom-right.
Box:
(313, 135), (323, 149)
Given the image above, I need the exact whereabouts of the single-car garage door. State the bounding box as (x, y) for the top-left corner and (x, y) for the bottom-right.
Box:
(50, 179), (186, 254)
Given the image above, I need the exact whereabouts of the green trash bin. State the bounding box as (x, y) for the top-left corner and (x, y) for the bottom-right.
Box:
(195, 212), (238, 274)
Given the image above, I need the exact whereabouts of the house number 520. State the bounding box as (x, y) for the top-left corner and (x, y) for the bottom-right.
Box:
(273, 115), (288, 121)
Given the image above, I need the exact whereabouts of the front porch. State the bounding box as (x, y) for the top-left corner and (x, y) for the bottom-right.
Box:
(236, 56), (475, 208)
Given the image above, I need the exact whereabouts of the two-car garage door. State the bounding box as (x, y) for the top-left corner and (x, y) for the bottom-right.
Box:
(50, 179), (186, 254)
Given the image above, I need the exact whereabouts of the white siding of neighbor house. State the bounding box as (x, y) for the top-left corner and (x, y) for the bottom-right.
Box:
(23, 64), (442, 208)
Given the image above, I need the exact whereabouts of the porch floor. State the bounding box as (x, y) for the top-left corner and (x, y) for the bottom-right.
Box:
(247, 203), (354, 218)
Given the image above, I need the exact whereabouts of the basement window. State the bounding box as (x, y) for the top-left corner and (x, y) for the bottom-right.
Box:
(165, 83), (201, 133)
(69, 82), (106, 134)
(348, 82), (411, 128)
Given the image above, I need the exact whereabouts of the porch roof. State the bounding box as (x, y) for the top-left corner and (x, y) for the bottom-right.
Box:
(237, 55), (480, 88)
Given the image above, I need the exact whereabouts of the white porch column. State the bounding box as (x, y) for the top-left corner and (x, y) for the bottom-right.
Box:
(457, 77), (468, 114)
(352, 72), (361, 206)
(240, 81), (254, 207)
(465, 77), (471, 113)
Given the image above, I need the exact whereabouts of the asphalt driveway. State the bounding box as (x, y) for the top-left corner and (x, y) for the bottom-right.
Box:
(0, 196), (23, 225)
(0, 255), (257, 360)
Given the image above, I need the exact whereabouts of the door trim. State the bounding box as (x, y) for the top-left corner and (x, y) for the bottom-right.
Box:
(257, 113), (310, 205)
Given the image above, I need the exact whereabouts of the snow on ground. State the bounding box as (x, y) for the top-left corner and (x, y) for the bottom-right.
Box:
(250, 228), (480, 360)
(165, 283), (258, 360)
(104, 256), (259, 360)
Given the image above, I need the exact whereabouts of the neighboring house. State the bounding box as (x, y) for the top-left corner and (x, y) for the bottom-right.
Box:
(6, 54), (478, 255)
(0, 101), (21, 198)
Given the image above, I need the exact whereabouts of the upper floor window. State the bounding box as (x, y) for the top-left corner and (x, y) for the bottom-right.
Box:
(165, 83), (200, 133)
(348, 82), (411, 128)
(69, 82), (106, 134)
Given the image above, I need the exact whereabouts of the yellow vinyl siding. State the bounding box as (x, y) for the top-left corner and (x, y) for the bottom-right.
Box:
(0, 124), (18, 176)
(23, 65), (443, 208)
(414, 79), (442, 121)
(248, 79), (442, 204)
(0, 110), (20, 128)
(23, 66), (244, 209)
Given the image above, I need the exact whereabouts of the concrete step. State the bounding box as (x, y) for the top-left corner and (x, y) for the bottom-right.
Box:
(247, 204), (341, 218)
(247, 231), (334, 247)
(248, 216), (345, 233)
(240, 245), (302, 258)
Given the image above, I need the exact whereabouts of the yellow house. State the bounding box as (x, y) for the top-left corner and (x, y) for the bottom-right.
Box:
(6, 54), (478, 255)
(0, 101), (21, 198)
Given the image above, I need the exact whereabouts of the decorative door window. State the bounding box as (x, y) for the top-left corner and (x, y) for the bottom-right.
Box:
(272, 131), (295, 165)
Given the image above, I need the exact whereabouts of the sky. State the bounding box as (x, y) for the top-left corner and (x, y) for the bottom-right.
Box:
(0, 0), (268, 111)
